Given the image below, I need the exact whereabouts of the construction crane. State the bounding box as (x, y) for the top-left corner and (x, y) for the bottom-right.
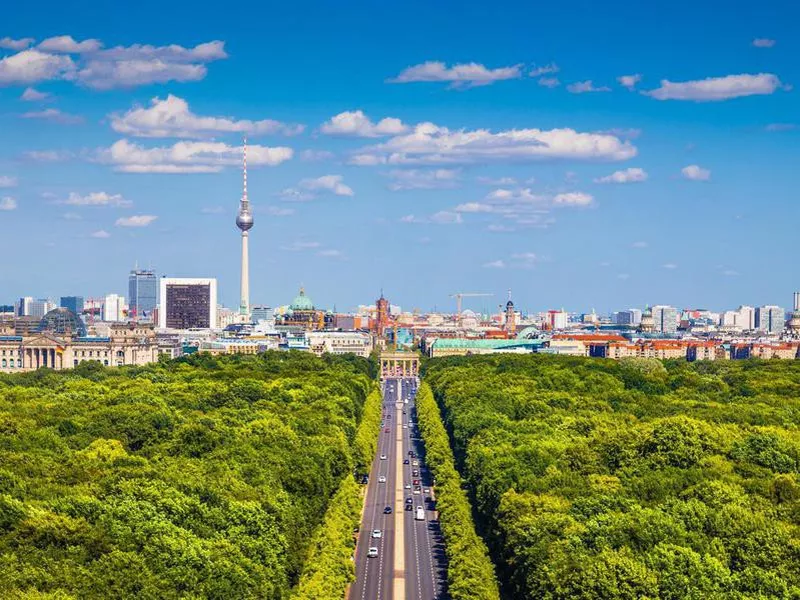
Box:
(450, 292), (494, 326)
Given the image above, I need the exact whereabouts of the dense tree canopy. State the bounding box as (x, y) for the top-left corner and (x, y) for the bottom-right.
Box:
(424, 355), (800, 600)
(0, 351), (372, 599)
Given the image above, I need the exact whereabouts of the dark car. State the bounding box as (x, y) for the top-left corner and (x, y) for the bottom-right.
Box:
(403, 459), (409, 464)
(383, 506), (392, 514)
(405, 504), (412, 511)
(360, 475), (369, 484)
(406, 497), (413, 504)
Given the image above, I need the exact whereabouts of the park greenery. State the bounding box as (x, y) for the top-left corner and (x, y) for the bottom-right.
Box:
(0, 351), (373, 599)
(415, 383), (501, 600)
(424, 354), (800, 600)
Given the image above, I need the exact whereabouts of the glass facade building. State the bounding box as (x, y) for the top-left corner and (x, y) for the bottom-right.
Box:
(128, 269), (158, 321)
(60, 296), (84, 315)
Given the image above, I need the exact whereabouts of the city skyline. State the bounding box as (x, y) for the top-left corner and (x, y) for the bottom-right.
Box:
(1, 1), (798, 312)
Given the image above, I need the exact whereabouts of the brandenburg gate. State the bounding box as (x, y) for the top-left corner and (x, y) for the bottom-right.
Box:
(380, 351), (420, 380)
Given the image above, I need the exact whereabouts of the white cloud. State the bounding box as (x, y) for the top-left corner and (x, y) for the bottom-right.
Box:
(111, 95), (302, 138)
(353, 123), (637, 166)
(386, 168), (460, 190)
(681, 164), (711, 181)
(631, 241), (648, 248)
(38, 35), (102, 54)
(529, 63), (559, 77)
(0, 196), (17, 211)
(617, 273), (630, 280)
(116, 214), (157, 227)
(317, 249), (343, 258)
(100, 139), (292, 173)
(0, 37), (34, 51)
(348, 154), (386, 166)
(477, 176), (517, 186)
(430, 211), (463, 224)
(62, 191), (131, 207)
(21, 108), (83, 124)
(24, 149), (72, 161)
(90, 229), (110, 238)
(511, 252), (539, 268)
(662, 263), (678, 269)
(567, 80), (611, 94)
(752, 38), (776, 48)
(400, 214), (420, 224)
(300, 175), (354, 196)
(722, 269), (739, 276)
(765, 123), (795, 132)
(265, 206), (295, 216)
(594, 167), (648, 183)
(277, 188), (315, 202)
(488, 224), (515, 232)
(645, 73), (783, 101)
(0, 176), (17, 188)
(483, 260), (506, 269)
(597, 127), (642, 139)
(62, 212), (81, 220)
(20, 87), (50, 101)
(389, 61), (522, 88)
(0, 49), (75, 85)
(537, 77), (560, 88)
(455, 202), (494, 213)
(320, 110), (408, 137)
(617, 74), (642, 89)
(553, 192), (593, 206)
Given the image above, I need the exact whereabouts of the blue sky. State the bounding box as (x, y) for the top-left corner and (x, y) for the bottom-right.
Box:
(0, 0), (797, 314)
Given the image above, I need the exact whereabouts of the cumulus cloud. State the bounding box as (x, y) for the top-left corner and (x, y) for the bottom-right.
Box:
(645, 73), (783, 101)
(0, 37), (34, 51)
(752, 38), (776, 48)
(681, 164), (711, 181)
(300, 175), (354, 196)
(0, 39), (227, 89)
(23, 149), (73, 161)
(21, 108), (83, 124)
(99, 139), (292, 173)
(351, 123), (636, 166)
(111, 95), (302, 138)
(265, 205), (295, 216)
(317, 249), (344, 258)
(594, 167), (648, 183)
(553, 192), (594, 206)
(477, 176), (517, 186)
(0, 176), (17, 188)
(20, 87), (50, 101)
(596, 127), (642, 139)
(567, 80), (611, 93)
(389, 61), (522, 88)
(115, 214), (157, 227)
(0, 196), (17, 211)
(320, 110), (408, 137)
(281, 240), (321, 251)
(455, 202), (494, 213)
(300, 149), (334, 161)
(61, 191), (131, 207)
(38, 35), (102, 53)
(90, 229), (110, 238)
(662, 263), (678, 269)
(430, 210), (463, 224)
(529, 63), (559, 77)
(386, 168), (460, 190)
(0, 49), (75, 85)
(617, 74), (642, 89)
(537, 77), (560, 88)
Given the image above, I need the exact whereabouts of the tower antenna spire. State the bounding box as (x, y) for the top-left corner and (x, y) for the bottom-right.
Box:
(242, 136), (248, 206)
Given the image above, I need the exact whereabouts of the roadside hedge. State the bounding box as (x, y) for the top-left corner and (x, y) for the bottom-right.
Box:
(415, 382), (501, 600)
(293, 385), (382, 599)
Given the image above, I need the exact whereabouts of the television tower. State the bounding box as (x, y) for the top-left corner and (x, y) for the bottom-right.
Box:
(236, 138), (254, 317)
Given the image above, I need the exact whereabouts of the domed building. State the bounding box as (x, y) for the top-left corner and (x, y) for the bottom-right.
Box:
(38, 307), (87, 337)
(639, 306), (655, 333)
(276, 287), (329, 331)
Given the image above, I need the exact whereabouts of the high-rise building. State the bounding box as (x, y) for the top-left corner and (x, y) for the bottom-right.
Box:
(652, 305), (679, 333)
(17, 297), (56, 318)
(374, 293), (390, 337)
(736, 305), (756, 330)
(158, 278), (217, 330)
(60, 296), (84, 315)
(615, 309), (642, 326)
(545, 310), (568, 330)
(236, 140), (253, 318)
(756, 305), (785, 334)
(129, 269), (158, 321)
(103, 294), (126, 322)
(251, 305), (274, 322)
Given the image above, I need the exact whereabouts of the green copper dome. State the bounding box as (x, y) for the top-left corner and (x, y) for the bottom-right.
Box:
(290, 287), (314, 311)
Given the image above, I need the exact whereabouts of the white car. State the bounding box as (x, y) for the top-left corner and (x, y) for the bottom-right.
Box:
(380, 455), (387, 460)
(367, 547), (378, 558)
(405, 483), (411, 489)
(424, 488), (430, 493)
(378, 475), (386, 483)
(371, 529), (382, 539)
(403, 424), (408, 429)
(412, 460), (419, 466)
(413, 488), (420, 494)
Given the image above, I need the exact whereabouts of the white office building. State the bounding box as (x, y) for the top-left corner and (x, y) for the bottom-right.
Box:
(102, 294), (126, 322)
(652, 305), (679, 334)
(756, 305), (785, 334)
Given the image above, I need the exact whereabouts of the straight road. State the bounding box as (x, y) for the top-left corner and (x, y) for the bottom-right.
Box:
(350, 378), (447, 600)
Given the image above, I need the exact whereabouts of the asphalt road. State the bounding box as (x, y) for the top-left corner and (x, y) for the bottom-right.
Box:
(350, 378), (447, 600)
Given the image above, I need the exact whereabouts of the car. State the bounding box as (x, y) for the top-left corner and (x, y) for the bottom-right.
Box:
(378, 475), (386, 483)
(371, 529), (382, 539)
(383, 506), (392, 514)
(404, 483), (411, 489)
(412, 470), (419, 476)
(403, 424), (408, 429)
(360, 475), (369, 484)
(424, 488), (430, 493)
(403, 459), (409, 464)
(405, 504), (412, 511)
(408, 451), (413, 456)
(406, 497), (413, 504)
(413, 479), (420, 485)
(413, 488), (420, 495)
(380, 454), (387, 460)
(384, 428), (390, 433)
(367, 547), (378, 558)
(412, 460), (419, 466)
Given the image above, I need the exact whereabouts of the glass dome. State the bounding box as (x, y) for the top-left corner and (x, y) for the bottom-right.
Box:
(39, 307), (87, 337)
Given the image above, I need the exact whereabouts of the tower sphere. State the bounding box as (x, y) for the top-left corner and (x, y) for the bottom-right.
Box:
(236, 210), (254, 231)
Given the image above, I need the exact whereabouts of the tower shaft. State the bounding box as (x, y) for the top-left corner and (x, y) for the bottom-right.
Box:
(240, 231), (249, 316)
